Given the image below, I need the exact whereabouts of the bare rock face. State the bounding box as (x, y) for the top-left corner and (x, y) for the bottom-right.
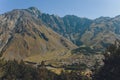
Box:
(0, 8), (77, 61)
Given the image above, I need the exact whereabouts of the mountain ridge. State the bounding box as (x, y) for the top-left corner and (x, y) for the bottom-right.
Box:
(29, 7), (120, 49)
(0, 8), (77, 61)
(0, 7), (119, 64)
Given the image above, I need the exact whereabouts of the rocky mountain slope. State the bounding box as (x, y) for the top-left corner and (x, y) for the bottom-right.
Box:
(0, 8), (77, 61)
(0, 7), (119, 66)
(28, 7), (120, 50)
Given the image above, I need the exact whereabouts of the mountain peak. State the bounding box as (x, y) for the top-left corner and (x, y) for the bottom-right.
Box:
(27, 7), (42, 17)
(28, 7), (39, 11)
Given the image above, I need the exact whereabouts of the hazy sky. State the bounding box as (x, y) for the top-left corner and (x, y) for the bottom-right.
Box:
(0, 0), (120, 19)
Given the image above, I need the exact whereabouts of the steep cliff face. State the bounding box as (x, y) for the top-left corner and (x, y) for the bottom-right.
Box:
(0, 8), (77, 61)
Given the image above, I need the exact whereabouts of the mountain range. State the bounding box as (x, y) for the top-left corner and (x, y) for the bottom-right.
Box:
(28, 7), (120, 49)
(0, 7), (120, 64)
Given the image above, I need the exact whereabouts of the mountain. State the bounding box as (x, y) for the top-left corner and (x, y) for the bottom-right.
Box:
(0, 7), (120, 65)
(0, 8), (77, 61)
(32, 9), (120, 50)
(38, 13), (93, 46)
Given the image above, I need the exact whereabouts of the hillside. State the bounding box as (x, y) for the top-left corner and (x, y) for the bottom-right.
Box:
(0, 8), (77, 61)
(1, 7), (118, 67)
(28, 7), (120, 50)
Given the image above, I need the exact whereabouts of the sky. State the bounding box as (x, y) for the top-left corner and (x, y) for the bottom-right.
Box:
(0, 0), (120, 19)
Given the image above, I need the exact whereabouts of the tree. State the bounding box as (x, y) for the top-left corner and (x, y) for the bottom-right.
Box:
(93, 40), (120, 80)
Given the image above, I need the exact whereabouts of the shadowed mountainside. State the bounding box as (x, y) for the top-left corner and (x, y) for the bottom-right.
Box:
(29, 7), (120, 50)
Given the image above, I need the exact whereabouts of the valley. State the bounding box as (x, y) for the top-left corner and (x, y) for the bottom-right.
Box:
(0, 7), (120, 80)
